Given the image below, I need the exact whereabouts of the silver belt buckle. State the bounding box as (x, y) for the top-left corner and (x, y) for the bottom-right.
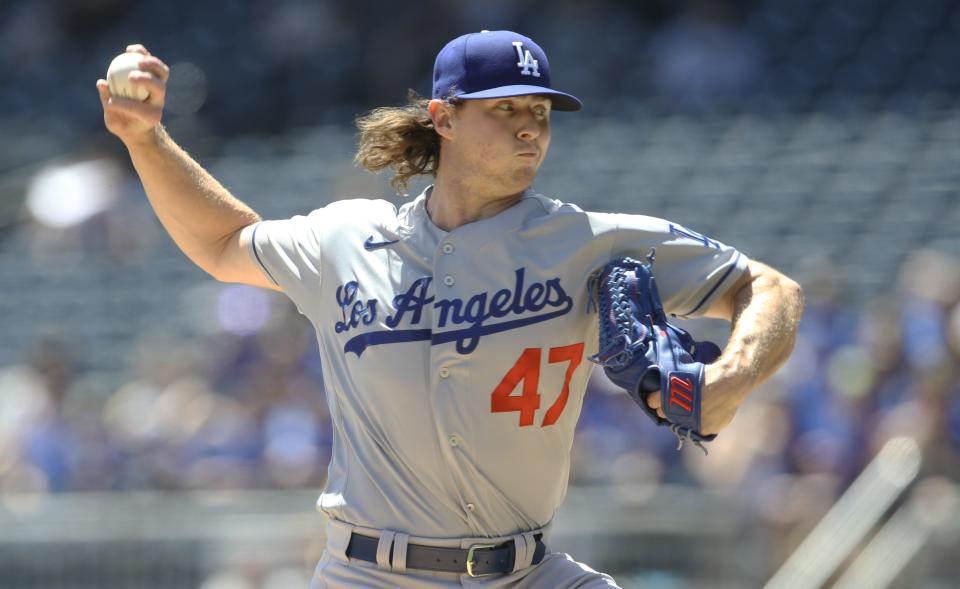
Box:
(466, 543), (498, 577)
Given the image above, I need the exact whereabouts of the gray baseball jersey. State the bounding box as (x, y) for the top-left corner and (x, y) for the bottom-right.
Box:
(250, 185), (746, 538)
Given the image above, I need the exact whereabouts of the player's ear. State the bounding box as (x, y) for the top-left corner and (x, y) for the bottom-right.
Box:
(429, 99), (455, 140)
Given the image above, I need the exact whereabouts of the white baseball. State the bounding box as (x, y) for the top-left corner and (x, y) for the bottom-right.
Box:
(107, 52), (150, 101)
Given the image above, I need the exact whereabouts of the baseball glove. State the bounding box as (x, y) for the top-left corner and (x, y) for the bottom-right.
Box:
(587, 251), (722, 453)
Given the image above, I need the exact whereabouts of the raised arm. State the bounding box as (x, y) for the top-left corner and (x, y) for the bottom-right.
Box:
(96, 45), (276, 290)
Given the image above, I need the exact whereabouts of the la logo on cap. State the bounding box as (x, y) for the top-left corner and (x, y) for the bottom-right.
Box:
(512, 42), (541, 78)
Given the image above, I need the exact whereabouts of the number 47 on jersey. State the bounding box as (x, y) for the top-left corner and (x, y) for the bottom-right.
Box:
(490, 343), (584, 427)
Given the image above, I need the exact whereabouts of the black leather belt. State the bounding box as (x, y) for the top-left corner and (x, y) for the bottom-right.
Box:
(346, 532), (546, 577)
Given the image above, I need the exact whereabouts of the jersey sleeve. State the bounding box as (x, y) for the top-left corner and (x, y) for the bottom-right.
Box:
(248, 209), (325, 317)
(610, 214), (749, 318)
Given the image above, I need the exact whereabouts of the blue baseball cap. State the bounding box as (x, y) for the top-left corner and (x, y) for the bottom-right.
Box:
(432, 30), (582, 112)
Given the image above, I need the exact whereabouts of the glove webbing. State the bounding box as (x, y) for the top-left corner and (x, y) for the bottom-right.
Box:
(587, 254), (653, 368)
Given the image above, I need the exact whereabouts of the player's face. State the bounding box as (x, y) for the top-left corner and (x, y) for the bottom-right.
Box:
(447, 95), (552, 193)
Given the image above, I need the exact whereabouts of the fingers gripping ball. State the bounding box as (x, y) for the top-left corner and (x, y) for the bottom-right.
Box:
(107, 53), (150, 101)
(587, 252), (722, 453)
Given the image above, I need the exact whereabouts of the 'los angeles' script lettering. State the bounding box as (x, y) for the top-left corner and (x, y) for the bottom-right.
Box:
(334, 268), (573, 356)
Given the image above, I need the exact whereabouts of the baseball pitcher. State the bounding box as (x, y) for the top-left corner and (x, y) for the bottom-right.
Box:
(97, 30), (803, 588)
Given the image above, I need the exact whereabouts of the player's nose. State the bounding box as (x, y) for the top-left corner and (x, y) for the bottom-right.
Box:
(516, 124), (540, 142)
(515, 114), (542, 141)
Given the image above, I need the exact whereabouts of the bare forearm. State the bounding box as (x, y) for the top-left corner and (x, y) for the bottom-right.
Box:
(125, 125), (261, 275)
(721, 269), (804, 391)
(702, 263), (804, 433)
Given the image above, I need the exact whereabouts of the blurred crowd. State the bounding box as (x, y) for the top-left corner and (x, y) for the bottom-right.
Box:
(0, 298), (330, 494)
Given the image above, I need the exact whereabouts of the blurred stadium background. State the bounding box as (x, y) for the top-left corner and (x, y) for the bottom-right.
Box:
(1, 0), (960, 587)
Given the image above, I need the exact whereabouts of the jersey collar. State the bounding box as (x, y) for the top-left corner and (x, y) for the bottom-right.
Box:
(396, 185), (547, 260)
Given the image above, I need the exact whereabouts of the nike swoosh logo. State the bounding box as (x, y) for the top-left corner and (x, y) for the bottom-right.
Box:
(364, 236), (400, 251)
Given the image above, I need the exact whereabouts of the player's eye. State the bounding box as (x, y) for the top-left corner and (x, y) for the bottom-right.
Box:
(496, 102), (514, 111)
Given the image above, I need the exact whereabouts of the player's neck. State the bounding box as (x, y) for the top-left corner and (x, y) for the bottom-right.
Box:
(426, 176), (525, 232)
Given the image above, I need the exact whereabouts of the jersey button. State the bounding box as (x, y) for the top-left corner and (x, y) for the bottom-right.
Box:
(441, 243), (454, 254)
(439, 367), (450, 378)
(448, 434), (460, 447)
(465, 503), (476, 513)
(443, 275), (455, 286)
